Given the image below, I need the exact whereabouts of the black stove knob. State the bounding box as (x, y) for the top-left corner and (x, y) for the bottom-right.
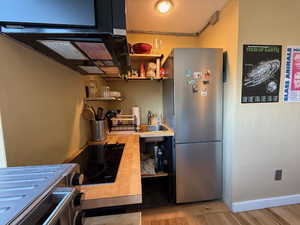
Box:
(74, 211), (85, 225)
(74, 192), (84, 207)
(72, 173), (84, 186)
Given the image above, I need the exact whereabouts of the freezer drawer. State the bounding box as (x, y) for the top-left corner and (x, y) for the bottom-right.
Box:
(176, 142), (222, 203)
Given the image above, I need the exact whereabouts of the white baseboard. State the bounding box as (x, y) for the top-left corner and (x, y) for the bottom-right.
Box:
(232, 194), (300, 212)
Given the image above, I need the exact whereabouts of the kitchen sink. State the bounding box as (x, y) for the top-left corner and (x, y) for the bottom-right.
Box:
(140, 125), (168, 132)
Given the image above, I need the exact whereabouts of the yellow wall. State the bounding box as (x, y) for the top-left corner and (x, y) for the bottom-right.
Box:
(199, 0), (300, 208)
(0, 32), (199, 165)
(198, 0), (239, 207)
(0, 112), (7, 168)
(109, 80), (163, 124)
(0, 36), (89, 166)
(232, 0), (300, 203)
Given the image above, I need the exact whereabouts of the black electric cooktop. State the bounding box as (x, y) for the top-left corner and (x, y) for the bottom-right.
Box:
(72, 144), (124, 184)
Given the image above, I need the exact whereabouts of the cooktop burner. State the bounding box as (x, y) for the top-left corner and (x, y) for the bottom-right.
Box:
(72, 144), (125, 184)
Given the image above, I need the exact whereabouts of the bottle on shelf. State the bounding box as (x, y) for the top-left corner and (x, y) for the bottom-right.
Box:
(156, 58), (161, 79)
(154, 145), (159, 172)
(160, 68), (166, 78)
(154, 145), (164, 173)
(140, 62), (145, 78)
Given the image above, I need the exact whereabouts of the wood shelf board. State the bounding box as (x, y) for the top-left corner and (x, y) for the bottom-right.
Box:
(102, 77), (168, 81)
(142, 172), (169, 179)
(101, 75), (122, 79)
(126, 77), (167, 81)
(130, 54), (163, 61)
(85, 97), (123, 102)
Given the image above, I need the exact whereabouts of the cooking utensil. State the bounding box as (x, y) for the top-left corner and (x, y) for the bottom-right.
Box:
(90, 106), (97, 120)
(97, 107), (104, 121)
(91, 120), (108, 142)
(82, 105), (96, 121)
(105, 111), (116, 120)
(104, 110), (121, 120)
(82, 108), (95, 121)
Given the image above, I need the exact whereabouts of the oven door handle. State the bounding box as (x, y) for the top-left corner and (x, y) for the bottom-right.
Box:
(42, 188), (77, 225)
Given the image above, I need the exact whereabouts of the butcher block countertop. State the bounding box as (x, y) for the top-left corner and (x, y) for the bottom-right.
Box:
(78, 125), (174, 209)
(80, 134), (142, 209)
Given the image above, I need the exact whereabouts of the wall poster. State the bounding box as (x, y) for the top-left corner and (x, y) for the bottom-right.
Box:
(241, 45), (282, 103)
(284, 46), (300, 102)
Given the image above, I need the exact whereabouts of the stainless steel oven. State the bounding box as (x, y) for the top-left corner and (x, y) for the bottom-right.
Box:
(17, 188), (83, 225)
(0, 164), (84, 225)
(0, 162), (141, 225)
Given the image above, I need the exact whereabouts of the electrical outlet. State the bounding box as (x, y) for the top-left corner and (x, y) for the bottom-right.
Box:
(275, 169), (282, 181)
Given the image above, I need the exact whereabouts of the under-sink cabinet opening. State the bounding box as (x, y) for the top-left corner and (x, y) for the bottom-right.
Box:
(140, 136), (175, 208)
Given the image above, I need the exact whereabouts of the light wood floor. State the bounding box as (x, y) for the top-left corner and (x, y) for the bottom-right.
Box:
(142, 201), (300, 225)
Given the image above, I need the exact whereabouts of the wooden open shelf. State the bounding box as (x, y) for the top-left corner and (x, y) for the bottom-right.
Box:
(84, 97), (123, 102)
(130, 54), (163, 61)
(126, 77), (167, 81)
(141, 172), (169, 179)
(101, 75), (168, 81)
(99, 54), (165, 81)
(130, 54), (163, 79)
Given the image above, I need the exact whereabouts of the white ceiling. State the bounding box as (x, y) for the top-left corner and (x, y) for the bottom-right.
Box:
(126, 0), (228, 34)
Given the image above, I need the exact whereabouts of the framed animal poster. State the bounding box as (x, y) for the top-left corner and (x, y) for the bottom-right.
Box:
(283, 46), (300, 102)
(241, 45), (282, 103)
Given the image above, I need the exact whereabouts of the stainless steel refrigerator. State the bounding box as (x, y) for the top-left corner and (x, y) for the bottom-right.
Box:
(163, 48), (223, 203)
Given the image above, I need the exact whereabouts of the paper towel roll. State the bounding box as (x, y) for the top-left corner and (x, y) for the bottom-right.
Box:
(132, 106), (141, 128)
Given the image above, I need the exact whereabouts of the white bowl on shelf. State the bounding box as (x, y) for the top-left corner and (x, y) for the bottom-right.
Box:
(109, 91), (121, 98)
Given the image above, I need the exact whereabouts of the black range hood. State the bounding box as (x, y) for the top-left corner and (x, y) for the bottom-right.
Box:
(0, 0), (129, 75)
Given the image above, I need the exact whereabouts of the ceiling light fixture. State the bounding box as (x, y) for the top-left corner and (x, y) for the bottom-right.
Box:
(155, 0), (174, 14)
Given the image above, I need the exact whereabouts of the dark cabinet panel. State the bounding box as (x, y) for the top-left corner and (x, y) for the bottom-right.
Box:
(140, 136), (175, 208)
(0, 0), (95, 27)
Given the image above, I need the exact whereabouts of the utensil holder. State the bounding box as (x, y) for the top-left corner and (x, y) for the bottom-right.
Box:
(91, 120), (107, 142)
